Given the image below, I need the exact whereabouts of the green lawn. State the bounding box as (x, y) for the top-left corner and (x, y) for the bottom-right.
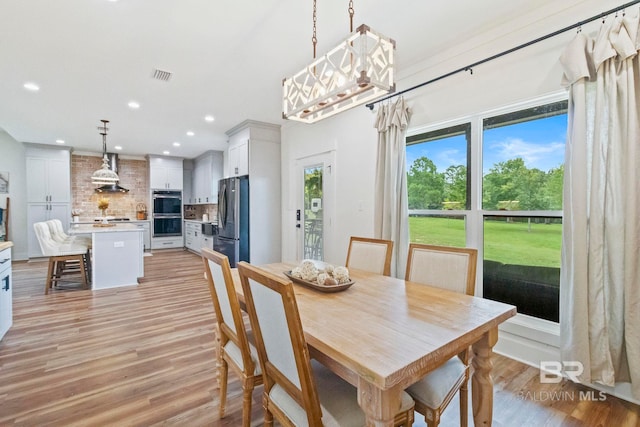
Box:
(409, 216), (562, 267)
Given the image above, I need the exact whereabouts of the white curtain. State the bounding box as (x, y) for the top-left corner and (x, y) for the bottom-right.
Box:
(374, 97), (411, 278)
(560, 13), (640, 398)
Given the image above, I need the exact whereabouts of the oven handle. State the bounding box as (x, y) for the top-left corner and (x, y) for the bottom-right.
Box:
(153, 214), (182, 219)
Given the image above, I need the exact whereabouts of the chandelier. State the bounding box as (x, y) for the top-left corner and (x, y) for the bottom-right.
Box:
(91, 119), (120, 185)
(282, 0), (395, 123)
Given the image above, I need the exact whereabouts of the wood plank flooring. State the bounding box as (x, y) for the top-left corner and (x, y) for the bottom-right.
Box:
(1, 249), (638, 426)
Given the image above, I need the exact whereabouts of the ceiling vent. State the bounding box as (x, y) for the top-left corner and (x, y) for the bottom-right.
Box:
(151, 69), (172, 82)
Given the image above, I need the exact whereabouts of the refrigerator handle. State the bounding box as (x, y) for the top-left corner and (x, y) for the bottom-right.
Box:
(219, 181), (227, 229)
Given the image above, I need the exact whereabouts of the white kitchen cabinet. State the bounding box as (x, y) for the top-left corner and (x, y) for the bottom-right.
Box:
(202, 235), (214, 251)
(133, 221), (151, 250)
(227, 140), (249, 177)
(0, 245), (13, 341)
(26, 156), (70, 203)
(148, 156), (183, 190)
(225, 120), (281, 265)
(192, 151), (223, 204)
(26, 146), (72, 258)
(182, 164), (193, 204)
(184, 221), (203, 253)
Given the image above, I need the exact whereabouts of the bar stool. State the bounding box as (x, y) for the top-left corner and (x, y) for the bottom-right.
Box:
(33, 222), (91, 294)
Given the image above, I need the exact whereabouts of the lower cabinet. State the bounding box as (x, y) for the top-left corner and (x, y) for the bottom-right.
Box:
(202, 235), (214, 251)
(133, 221), (151, 250)
(185, 221), (203, 253)
(0, 245), (13, 341)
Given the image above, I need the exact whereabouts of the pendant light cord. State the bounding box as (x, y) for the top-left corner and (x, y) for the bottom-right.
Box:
(312, 0), (317, 59)
(348, 0), (354, 32)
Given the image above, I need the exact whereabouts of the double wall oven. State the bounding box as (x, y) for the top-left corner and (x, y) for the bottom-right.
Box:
(152, 190), (182, 237)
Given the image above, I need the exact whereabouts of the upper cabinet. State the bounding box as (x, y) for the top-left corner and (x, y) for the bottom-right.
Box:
(227, 140), (249, 177)
(192, 151), (223, 204)
(225, 120), (281, 179)
(148, 156), (183, 190)
(26, 149), (71, 203)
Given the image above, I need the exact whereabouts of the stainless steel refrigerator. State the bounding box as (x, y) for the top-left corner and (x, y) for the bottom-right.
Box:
(214, 175), (249, 267)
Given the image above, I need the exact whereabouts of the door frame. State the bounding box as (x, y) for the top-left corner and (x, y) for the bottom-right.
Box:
(295, 151), (336, 261)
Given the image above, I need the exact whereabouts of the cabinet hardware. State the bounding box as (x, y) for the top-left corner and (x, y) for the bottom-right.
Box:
(2, 276), (9, 291)
(0, 258), (9, 264)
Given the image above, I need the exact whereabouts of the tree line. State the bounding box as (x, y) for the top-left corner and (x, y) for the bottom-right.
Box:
(407, 156), (563, 210)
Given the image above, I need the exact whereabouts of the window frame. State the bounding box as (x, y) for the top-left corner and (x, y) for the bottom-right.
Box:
(406, 91), (567, 332)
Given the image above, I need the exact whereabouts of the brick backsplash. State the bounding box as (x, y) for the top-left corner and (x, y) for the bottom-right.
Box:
(71, 155), (149, 220)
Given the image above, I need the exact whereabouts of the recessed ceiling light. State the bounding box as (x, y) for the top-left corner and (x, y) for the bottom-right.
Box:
(163, 150), (170, 155)
(172, 142), (181, 147)
(128, 101), (140, 109)
(114, 145), (123, 150)
(204, 115), (214, 122)
(186, 131), (194, 136)
(23, 82), (40, 92)
(55, 139), (65, 144)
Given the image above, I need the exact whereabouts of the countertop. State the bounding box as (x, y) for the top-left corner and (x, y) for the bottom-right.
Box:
(73, 220), (150, 225)
(184, 219), (218, 225)
(0, 241), (14, 251)
(69, 224), (144, 234)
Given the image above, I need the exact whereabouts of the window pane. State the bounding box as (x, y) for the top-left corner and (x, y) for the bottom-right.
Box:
(483, 216), (561, 322)
(409, 215), (466, 247)
(303, 166), (323, 260)
(482, 101), (567, 211)
(407, 123), (470, 210)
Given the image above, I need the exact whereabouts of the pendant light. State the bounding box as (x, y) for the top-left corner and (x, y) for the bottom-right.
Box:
(282, 0), (395, 123)
(91, 120), (120, 185)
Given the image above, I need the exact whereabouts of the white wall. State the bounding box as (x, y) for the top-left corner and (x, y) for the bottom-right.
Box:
(0, 130), (27, 260)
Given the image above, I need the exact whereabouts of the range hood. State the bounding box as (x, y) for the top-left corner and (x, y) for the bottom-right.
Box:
(94, 153), (129, 193)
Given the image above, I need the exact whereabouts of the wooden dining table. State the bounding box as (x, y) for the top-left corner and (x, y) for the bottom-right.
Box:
(231, 262), (516, 426)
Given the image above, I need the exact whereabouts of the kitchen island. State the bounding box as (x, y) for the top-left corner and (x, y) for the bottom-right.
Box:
(69, 224), (144, 290)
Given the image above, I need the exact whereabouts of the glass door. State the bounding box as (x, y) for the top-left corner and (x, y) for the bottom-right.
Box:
(296, 152), (335, 261)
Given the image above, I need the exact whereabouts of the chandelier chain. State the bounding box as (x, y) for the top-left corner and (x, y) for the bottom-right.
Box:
(348, 0), (354, 32)
(312, 0), (317, 58)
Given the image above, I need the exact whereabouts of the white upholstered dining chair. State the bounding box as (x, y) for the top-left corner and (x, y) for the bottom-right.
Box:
(404, 243), (478, 427)
(201, 248), (262, 427)
(345, 236), (394, 276)
(237, 261), (415, 426)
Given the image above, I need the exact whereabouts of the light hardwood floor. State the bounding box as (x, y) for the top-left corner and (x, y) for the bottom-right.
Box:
(1, 249), (638, 426)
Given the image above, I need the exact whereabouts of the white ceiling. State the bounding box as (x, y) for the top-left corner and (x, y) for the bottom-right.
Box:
(0, 0), (606, 158)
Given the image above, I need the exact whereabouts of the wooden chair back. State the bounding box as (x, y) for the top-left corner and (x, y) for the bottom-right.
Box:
(237, 261), (324, 425)
(201, 248), (256, 375)
(345, 236), (394, 276)
(405, 243), (477, 296)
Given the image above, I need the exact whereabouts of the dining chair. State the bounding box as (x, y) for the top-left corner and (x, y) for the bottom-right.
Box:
(33, 221), (90, 294)
(201, 248), (263, 427)
(345, 236), (394, 276)
(404, 243), (478, 427)
(237, 261), (415, 426)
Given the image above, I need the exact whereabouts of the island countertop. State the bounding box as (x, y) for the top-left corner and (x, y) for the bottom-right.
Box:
(69, 223), (144, 234)
(0, 241), (13, 251)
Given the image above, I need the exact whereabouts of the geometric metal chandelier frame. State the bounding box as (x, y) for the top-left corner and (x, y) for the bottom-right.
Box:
(282, 2), (395, 123)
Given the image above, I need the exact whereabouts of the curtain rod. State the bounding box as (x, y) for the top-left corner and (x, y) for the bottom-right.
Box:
(366, 0), (640, 110)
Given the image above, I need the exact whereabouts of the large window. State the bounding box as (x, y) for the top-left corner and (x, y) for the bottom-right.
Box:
(406, 97), (567, 322)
